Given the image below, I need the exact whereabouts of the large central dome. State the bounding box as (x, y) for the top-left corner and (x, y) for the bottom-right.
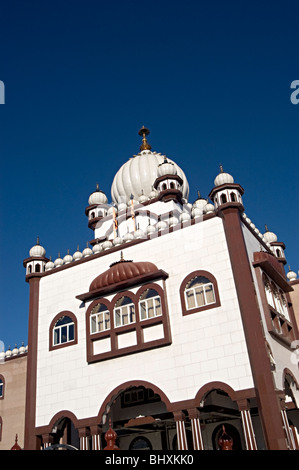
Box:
(111, 127), (189, 204)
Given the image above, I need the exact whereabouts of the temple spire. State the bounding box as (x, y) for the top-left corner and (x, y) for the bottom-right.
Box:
(138, 126), (152, 151)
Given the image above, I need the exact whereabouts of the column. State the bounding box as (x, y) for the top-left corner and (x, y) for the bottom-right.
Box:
(281, 409), (296, 450)
(78, 427), (90, 450)
(237, 400), (257, 450)
(90, 425), (102, 450)
(187, 408), (204, 450)
(42, 433), (54, 449)
(173, 411), (188, 450)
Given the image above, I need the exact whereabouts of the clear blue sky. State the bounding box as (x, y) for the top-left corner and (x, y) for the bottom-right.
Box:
(0, 0), (298, 349)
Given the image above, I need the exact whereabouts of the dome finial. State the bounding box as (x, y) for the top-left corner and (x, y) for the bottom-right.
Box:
(138, 126), (152, 151)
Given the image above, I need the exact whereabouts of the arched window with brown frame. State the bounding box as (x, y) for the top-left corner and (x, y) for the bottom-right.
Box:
(180, 270), (220, 316)
(49, 311), (78, 351)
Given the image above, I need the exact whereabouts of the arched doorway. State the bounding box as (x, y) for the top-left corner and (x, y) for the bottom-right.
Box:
(99, 382), (175, 450)
(49, 416), (80, 449)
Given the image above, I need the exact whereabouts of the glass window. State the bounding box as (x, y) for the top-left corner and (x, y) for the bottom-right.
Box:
(53, 316), (75, 345)
(185, 276), (216, 310)
(139, 289), (162, 320)
(90, 303), (110, 333)
(0, 380), (3, 398)
(114, 296), (135, 327)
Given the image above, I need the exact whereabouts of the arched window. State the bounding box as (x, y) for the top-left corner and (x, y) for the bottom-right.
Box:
(90, 303), (110, 333)
(114, 296), (135, 327)
(139, 288), (162, 320)
(230, 192), (236, 202)
(35, 263), (41, 273)
(180, 270), (220, 316)
(162, 183), (167, 191)
(263, 274), (274, 307)
(185, 276), (215, 309)
(51, 314), (77, 348)
(220, 194), (227, 204)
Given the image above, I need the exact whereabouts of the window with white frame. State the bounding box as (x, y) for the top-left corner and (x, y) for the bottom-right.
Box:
(114, 296), (135, 327)
(139, 288), (162, 320)
(90, 303), (110, 333)
(185, 276), (216, 310)
(53, 316), (75, 346)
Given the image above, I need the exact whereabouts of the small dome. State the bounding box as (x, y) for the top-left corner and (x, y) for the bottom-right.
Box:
(102, 240), (113, 250)
(157, 157), (177, 177)
(193, 192), (207, 210)
(12, 344), (19, 356)
(204, 202), (215, 214)
(89, 255), (159, 292)
(134, 227), (146, 239)
(145, 224), (156, 234)
(112, 236), (123, 246)
(19, 342), (26, 354)
(54, 254), (63, 267)
(287, 267), (297, 281)
(263, 226), (278, 243)
(63, 250), (73, 264)
(82, 244), (93, 257)
(88, 184), (108, 205)
(122, 232), (134, 243)
(73, 247), (83, 261)
(92, 242), (102, 254)
(29, 238), (46, 257)
(214, 165), (234, 186)
(45, 257), (54, 271)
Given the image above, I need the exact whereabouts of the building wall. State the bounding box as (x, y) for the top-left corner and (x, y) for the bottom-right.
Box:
(241, 219), (299, 393)
(290, 281), (299, 330)
(35, 216), (254, 428)
(0, 355), (27, 450)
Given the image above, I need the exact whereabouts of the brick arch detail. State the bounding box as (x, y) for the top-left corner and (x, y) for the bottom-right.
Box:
(194, 381), (238, 405)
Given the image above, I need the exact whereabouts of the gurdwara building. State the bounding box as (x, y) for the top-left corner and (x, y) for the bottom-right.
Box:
(20, 127), (299, 450)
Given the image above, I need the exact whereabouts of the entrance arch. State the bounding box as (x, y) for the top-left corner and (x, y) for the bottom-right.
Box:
(98, 380), (175, 450)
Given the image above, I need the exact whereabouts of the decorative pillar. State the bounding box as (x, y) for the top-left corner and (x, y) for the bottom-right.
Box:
(90, 425), (102, 450)
(237, 399), (257, 450)
(173, 411), (188, 450)
(187, 408), (204, 450)
(78, 427), (90, 450)
(41, 433), (54, 449)
(281, 408), (296, 450)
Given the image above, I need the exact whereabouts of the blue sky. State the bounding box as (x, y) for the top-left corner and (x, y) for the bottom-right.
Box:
(0, 0), (298, 349)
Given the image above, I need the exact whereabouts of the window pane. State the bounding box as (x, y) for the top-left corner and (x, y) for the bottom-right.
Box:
(195, 286), (205, 306)
(68, 324), (74, 341)
(140, 301), (147, 320)
(186, 289), (196, 309)
(91, 315), (97, 333)
(205, 284), (215, 304)
(155, 297), (162, 316)
(54, 328), (60, 345)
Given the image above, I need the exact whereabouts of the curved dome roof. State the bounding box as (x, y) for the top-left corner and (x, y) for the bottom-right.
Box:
(111, 127), (189, 204)
(89, 255), (158, 292)
(214, 165), (234, 187)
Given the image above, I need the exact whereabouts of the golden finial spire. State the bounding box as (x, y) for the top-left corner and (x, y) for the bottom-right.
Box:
(138, 126), (152, 151)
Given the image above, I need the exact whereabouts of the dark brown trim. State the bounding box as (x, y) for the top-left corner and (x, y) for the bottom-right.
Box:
(85, 282), (172, 363)
(0, 374), (5, 400)
(49, 310), (78, 351)
(24, 277), (40, 450)
(253, 251), (292, 292)
(153, 174), (184, 189)
(179, 270), (221, 316)
(219, 206), (288, 450)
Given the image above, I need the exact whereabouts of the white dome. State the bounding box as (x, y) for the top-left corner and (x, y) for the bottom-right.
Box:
(29, 238), (46, 257)
(111, 150), (189, 204)
(287, 268), (297, 281)
(263, 228), (278, 243)
(88, 185), (108, 205)
(214, 166), (234, 186)
(54, 254), (63, 267)
(82, 245), (93, 257)
(157, 158), (177, 177)
(73, 248), (83, 261)
(45, 258), (54, 271)
(63, 250), (73, 264)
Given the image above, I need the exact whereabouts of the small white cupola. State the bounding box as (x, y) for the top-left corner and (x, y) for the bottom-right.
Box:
(209, 165), (244, 212)
(86, 184), (109, 230)
(153, 156), (184, 203)
(263, 225), (286, 262)
(24, 237), (48, 276)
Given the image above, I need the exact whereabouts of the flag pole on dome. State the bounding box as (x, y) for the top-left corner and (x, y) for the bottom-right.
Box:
(112, 207), (118, 238)
(130, 194), (136, 232)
